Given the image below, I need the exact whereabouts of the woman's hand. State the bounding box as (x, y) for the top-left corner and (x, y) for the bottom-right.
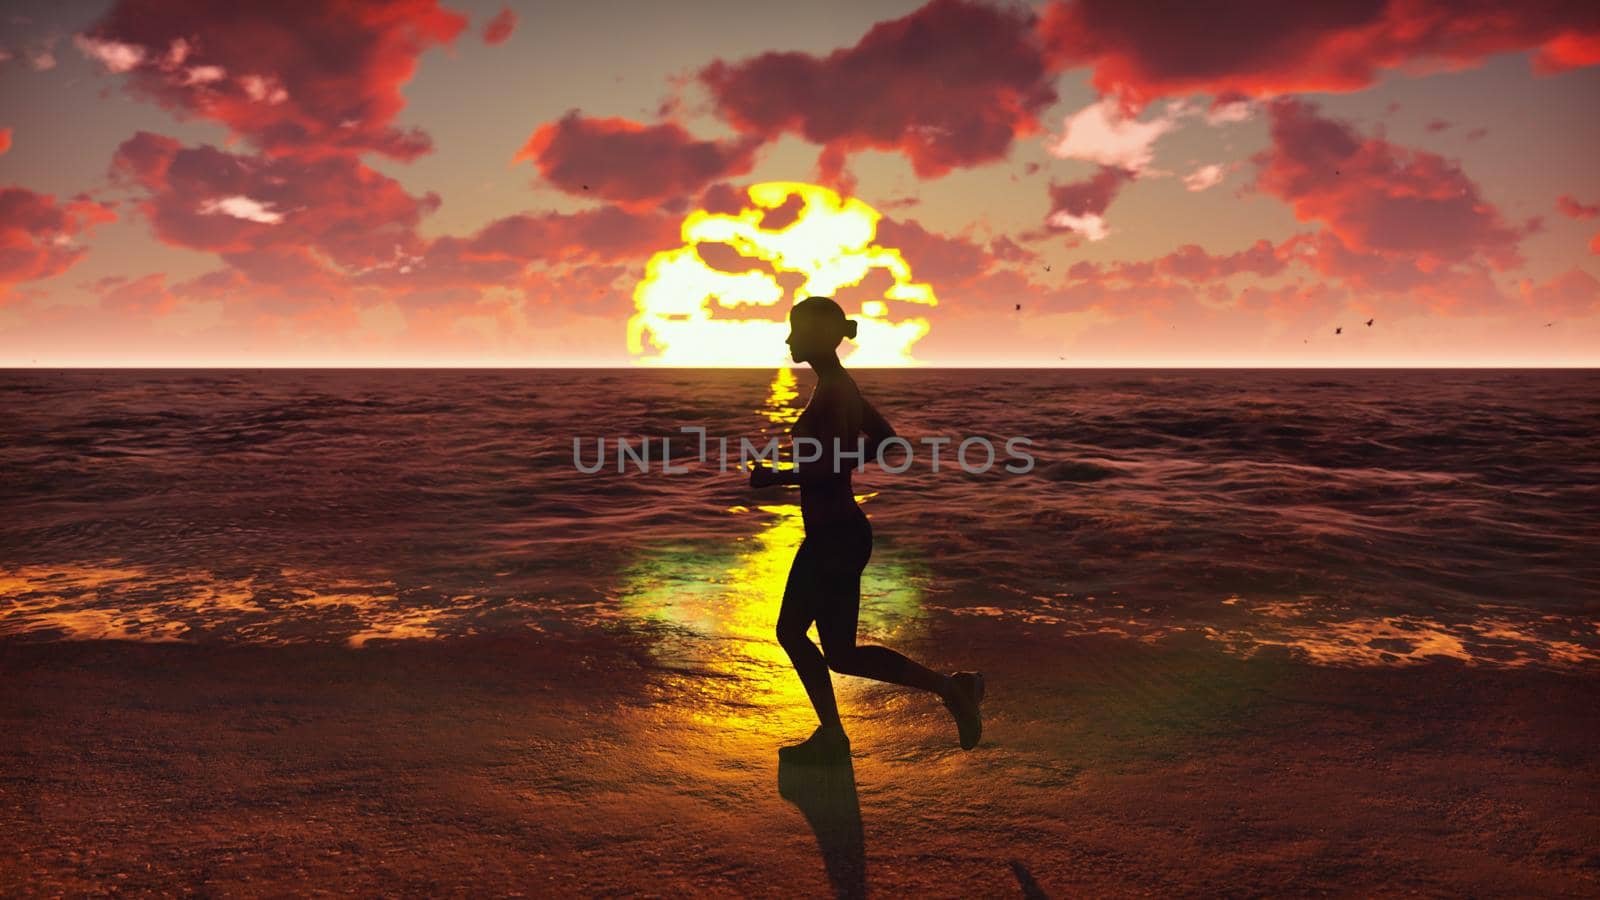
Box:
(748, 462), (780, 489)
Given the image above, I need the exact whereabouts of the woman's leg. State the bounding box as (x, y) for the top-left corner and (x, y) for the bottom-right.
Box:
(782, 524), (982, 752)
(812, 531), (951, 697)
(776, 540), (844, 730)
(832, 647), (950, 694)
(815, 570), (984, 750)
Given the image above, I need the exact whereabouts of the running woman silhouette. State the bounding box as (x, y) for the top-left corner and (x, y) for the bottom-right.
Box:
(749, 296), (984, 764)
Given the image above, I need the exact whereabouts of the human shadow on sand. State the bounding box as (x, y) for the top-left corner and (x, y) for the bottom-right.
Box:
(778, 756), (866, 899)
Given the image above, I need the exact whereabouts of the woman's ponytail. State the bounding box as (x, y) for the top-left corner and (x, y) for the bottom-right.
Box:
(844, 318), (859, 340)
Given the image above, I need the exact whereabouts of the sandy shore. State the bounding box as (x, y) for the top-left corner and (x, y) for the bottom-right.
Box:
(3, 624), (1597, 897)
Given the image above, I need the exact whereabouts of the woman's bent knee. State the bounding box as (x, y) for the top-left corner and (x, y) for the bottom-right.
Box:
(776, 622), (810, 650)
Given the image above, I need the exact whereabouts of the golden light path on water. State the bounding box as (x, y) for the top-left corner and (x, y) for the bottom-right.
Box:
(0, 565), (450, 647)
(626, 182), (937, 367)
(610, 369), (933, 735)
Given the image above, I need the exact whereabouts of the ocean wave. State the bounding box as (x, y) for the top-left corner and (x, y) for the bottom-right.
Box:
(1, 368), (1596, 669)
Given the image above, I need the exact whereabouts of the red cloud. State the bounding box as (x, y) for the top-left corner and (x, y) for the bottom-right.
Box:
(1231, 281), (1347, 321)
(0, 128), (11, 155)
(353, 204), (677, 315)
(1048, 166), (1133, 217)
(175, 247), (356, 314)
(465, 206), (679, 265)
(1556, 194), (1599, 219)
(1282, 231), (1432, 293)
(1519, 268), (1600, 315)
(988, 234), (1038, 264)
(1157, 239), (1290, 281)
(80, 0), (467, 160)
(0, 187), (116, 300)
(695, 182), (750, 217)
(110, 131), (675, 317)
(1253, 98), (1525, 273)
(514, 112), (763, 208)
(1038, 269), (1201, 315)
(874, 217), (997, 292)
(848, 215), (1057, 322)
(1289, 230), (1523, 313)
(95, 273), (178, 315)
(518, 262), (635, 317)
(482, 7), (517, 45)
(1040, 0), (1600, 103)
(1042, 165), (1134, 240)
(1065, 239), (1291, 285)
(112, 132), (439, 269)
(699, 0), (1057, 179)
(1058, 226), (1524, 317)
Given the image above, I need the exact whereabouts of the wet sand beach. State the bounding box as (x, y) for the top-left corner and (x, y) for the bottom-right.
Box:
(4, 624), (1596, 896)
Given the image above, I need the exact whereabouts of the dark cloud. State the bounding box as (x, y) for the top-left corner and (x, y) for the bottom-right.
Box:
(1063, 239), (1289, 285)
(1519, 268), (1599, 314)
(699, 0), (1057, 179)
(1157, 239), (1290, 280)
(1556, 194), (1599, 219)
(1040, 0), (1600, 102)
(875, 216), (996, 291)
(987, 234), (1038, 264)
(80, 0), (467, 160)
(1253, 98), (1525, 272)
(482, 7), (517, 45)
(112, 132), (677, 317)
(514, 112), (763, 208)
(0, 187), (116, 300)
(1048, 166), (1133, 218)
(111, 132), (439, 269)
(1043, 165), (1134, 240)
(464, 206), (680, 265)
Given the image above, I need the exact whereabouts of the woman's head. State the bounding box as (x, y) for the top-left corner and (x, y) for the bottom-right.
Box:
(785, 296), (858, 364)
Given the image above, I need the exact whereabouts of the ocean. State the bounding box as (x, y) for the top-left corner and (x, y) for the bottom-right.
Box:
(2, 368), (1597, 670)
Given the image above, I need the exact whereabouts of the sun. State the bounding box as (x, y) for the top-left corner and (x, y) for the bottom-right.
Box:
(626, 182), (937, 366)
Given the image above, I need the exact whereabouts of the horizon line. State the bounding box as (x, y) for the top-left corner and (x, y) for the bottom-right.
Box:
(3, 364), (1597, 371)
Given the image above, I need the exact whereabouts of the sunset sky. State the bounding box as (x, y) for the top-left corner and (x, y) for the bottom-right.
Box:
(1, 0), (1597, 366)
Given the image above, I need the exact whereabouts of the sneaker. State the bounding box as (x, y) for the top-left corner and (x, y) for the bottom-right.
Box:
(942, 671), (984, 750)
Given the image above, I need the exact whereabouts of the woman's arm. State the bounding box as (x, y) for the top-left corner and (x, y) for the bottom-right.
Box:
(860, 394), (895, 463)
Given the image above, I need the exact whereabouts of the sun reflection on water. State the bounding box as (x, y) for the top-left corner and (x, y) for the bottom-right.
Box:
(761, 365), (800, 425)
